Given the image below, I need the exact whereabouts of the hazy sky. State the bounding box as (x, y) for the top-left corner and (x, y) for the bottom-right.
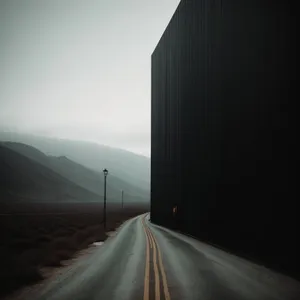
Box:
(0, 0), (180, 156)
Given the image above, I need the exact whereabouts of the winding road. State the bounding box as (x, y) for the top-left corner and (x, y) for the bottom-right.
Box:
(14, 214), (300, 300)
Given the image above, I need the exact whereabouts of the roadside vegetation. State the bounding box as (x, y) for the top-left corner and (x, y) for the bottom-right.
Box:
(0, 202), (147, 297)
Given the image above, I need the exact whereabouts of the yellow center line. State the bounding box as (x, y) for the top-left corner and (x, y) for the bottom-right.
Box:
(145, 216), (171, 300)
(147, 227), (160, 300)
(141, 216), (150, 300)
(156, 237), (171, 300)
(146, 228), (153, 249)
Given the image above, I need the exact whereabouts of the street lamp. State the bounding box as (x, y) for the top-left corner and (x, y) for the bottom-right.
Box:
(103, 168), (108, 230)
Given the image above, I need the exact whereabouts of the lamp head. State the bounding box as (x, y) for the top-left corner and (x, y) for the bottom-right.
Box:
(103, 168), (108, 176)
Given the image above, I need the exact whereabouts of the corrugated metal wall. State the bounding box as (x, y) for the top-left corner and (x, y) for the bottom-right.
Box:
(151, 0), (296, 276)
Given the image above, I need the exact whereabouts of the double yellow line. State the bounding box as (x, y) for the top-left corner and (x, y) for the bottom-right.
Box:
(141, 215), (171, 300)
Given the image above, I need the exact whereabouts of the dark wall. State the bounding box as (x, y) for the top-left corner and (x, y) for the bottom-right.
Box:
(151, 0), (296, 277)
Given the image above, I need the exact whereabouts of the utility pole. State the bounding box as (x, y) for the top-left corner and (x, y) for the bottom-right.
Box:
(103, 168), (108, 230)
(121, 190), (124, 210)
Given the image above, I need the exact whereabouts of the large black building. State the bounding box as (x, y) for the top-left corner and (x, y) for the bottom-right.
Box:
(151, 0), (296, 277)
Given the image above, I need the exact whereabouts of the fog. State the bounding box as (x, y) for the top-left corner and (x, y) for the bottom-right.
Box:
(0, 0), (181, 156)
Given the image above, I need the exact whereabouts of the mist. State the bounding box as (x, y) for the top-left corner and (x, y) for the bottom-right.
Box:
(0, 0), (181, 156)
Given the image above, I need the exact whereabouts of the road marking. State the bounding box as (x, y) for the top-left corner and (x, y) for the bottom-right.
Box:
(142, 217), (150, 300)
(147, 228), (160, 300)
(146, 228), (153, 249)
(155, 235), (171, 300)
(145, 216), (171, 300)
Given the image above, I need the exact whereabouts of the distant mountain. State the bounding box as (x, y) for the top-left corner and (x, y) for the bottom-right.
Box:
(0, 132), (150, 192)
(0, 144), (100, 203)
(0, 142), (149, 203)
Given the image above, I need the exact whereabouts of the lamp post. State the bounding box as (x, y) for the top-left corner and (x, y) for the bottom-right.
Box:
(103, 168), (108, 230)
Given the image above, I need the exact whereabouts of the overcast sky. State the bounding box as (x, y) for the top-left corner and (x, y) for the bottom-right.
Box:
(0, 0), (180, 156)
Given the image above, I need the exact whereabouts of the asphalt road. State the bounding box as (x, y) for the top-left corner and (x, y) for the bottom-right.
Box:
(17, 214), (300, 300)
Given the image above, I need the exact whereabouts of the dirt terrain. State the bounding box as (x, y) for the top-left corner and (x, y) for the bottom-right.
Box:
(0, 202), (147, 297)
